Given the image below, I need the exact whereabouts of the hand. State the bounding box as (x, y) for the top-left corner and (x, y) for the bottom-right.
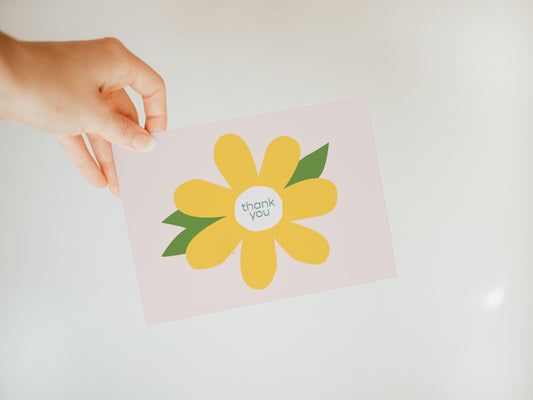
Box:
(0, 33), (167, 196)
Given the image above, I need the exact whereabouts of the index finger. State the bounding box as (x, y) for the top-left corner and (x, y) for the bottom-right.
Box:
(127, 52), (167, 133)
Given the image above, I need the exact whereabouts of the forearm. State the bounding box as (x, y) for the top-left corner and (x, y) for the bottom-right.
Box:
(0, 32), (77, 130)
(0, 31), (23, 120)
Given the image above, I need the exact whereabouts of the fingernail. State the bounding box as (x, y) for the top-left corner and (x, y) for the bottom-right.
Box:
(132, 134), (156, 152)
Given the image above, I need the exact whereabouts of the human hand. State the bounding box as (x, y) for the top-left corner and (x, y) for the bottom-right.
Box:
(0, 33), (167, 196)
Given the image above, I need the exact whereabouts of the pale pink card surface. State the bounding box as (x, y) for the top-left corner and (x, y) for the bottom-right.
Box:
(113, 98), (396, 324)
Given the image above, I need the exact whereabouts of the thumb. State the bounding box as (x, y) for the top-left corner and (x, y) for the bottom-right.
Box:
(90, 107), (156, 152)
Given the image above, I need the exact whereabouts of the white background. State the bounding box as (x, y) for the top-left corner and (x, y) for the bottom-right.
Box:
(0, 0), (532, 399)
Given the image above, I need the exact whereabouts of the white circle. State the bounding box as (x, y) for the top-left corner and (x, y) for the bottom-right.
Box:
(234, 186), (283, 231)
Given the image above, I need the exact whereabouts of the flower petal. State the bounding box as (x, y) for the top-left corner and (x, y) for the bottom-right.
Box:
(240, 232), (277, 289)
(174, 179), (233, 217)
(282, 178), (337, 221)
(275, 222), (330, 264)
(186, 217), (243, 269)
(259, 136), (300, 191)
(214, 133), (258, 192)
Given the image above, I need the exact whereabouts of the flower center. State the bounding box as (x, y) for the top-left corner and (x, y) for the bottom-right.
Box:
(234, 186), (283, 231)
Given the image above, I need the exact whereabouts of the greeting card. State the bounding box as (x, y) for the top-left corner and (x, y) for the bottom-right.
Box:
(113, 98), (396, 324)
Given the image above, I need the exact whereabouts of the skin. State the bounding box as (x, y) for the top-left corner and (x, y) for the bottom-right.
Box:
(0, 31), (167, 196)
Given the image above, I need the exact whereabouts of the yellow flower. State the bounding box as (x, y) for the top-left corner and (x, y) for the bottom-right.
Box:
(174, 134), (337, 290)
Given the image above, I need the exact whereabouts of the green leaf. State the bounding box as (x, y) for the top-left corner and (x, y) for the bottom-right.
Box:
(286, 143), (329, 187)
(162, 228), (201, 257)
(162, 210), (224, 257)
(163, 210), (222, 229)
(162, 227), (200, 257)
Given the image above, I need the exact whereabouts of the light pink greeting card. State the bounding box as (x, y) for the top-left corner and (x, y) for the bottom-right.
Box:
(113, 98), (396, 324)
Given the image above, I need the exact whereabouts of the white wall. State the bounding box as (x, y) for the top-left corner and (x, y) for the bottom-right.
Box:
(0, 1), (532, 399)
